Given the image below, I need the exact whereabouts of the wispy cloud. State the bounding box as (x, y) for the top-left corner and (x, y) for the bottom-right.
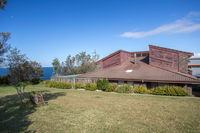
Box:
(120, 12), (200, 38)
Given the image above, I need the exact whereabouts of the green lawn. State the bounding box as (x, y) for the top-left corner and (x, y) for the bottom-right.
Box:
(0, 85), (200, 133)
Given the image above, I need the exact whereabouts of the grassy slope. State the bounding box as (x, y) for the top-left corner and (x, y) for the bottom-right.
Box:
(0, 85), (200, 133)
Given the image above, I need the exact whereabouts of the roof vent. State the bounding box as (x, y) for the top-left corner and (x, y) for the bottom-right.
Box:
(126, 69), (133, 73)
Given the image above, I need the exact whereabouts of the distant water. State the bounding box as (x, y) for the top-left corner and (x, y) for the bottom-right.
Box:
(0, 67), (53, 80)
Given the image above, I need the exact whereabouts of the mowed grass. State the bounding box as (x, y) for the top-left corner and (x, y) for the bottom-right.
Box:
(0, 85), (200, 133)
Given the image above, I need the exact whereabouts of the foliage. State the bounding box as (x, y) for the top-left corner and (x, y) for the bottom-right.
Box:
(151, 86), (188, 96)
(52, 58), (61, 76)
(7, 48), (43, 84)
(57, 51), (99, 75)
(0, 75), (10, 85)
(62, 55), (76, 74)
(14, 82), (30, 103)
(75, 83), (86, 89)
(0, 32), (10, 65)
(105, 83), (118, 92)
(115, 84), (133, 93)
(133, 85), (150, 94)
(0, 0), (7, 9)
(45, 81), (72, 89)
(31, 78), (43, 85)
(96, 79), (109, 91)
(85, 83), (97, 91)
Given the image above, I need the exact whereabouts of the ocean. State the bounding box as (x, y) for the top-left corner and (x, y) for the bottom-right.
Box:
(0, 67), (53, 80)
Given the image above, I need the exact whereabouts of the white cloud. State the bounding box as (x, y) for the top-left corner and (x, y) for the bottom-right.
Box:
(120, 12), (200, 38)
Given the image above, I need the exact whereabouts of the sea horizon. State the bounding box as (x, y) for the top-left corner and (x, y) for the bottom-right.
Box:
(0, 67), (53, 80)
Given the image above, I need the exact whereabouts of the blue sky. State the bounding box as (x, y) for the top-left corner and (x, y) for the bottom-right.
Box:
(1, 0), (200, 66)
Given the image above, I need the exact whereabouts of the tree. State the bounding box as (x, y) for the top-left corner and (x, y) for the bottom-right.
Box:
(63, 55), (76, 75)
(52, 58), (61, 76)
(0, 0), (7, 9)
(7, 48), (43, 84)
(0, 32), (10, 66)
(60, 51), (99, 75)
(7, 48), (43, 103)
(75, 51), (99, 74)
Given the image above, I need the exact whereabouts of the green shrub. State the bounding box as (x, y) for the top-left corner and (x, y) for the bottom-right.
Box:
(85, 83), (97, 91)
(75, 83), (86, 89)
(115, 84), (133, 93)
(96, 79), (109, 91)
(105, 83), (118, 92)
(151, 86), (188, 96)
(44, 81), (72, 89)
(133, 85), (149, 94)
(31, 78), (43, 84)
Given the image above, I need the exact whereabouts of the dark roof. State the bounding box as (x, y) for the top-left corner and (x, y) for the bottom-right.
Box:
(79, 57), (200, 84)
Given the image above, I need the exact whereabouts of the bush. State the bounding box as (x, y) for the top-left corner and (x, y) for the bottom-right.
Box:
(151, 86), (188, 96)
(44, 81), (72, 89)
(75, 83), (86, 89)
(115, 84), (133, 93)
(105, 83), (118, 92)
(0, 75), (10, 85)
(133, 85), (150, 94)
(96, 79), (109, 91)
(85, 83), (97, 91)
(31, 78), (43, 84)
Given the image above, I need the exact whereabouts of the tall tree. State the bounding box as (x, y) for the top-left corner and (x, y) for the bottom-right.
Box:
(52, 58), (61, 76)
(7, 48), (43, 84)
(0, 32), (10, 66)
(63, 55), (76, 75)
(60, 51), (99, 75)
(0, 0), (7, 9)
(7, 48), (43, 103)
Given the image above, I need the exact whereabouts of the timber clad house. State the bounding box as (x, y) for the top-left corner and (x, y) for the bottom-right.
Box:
(52, 45), (200, 95)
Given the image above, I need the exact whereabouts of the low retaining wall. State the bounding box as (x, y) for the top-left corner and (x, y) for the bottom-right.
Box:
(51, 77), (98, 84)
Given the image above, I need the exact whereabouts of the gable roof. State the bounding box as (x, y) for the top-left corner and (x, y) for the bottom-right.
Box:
(79, 57), (200, 84)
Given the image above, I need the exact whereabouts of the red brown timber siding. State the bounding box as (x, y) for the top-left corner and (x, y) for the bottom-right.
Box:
(149, 45), (191, 73)
(99, 50), (131, 68)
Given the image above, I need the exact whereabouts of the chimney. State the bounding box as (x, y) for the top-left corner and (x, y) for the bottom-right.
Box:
(134, 53), (137, 64)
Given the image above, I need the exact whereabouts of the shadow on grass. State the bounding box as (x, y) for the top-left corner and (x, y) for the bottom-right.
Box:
(193, 91), (200, 97)
(0, 91), (66, 133)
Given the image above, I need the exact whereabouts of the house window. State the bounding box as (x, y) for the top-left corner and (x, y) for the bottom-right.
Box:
(118, 81), (124, 85)
(127, 81), (133, 86)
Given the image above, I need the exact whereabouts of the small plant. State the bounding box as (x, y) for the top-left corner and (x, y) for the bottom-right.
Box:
(151, 86), (188, 96)
(96, 79), (109, 91)
(133, 85), (149, 94)
(105, 83), (118, 92)
(85, 83), (97, 91)
(75, 83), (86, 89)
(115, 84), (133, 93)
(14, 82), (30, 104)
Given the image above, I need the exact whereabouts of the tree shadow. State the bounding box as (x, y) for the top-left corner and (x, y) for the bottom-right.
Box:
(0, 91), (66, 132)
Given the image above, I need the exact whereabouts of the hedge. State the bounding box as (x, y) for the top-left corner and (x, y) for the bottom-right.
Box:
(133, 85), (150, 94)
(44, 81), (72, 89)
(115, 84), (133, 93)
(85, 83), (97, 91)
(151, 86), (188, 96)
